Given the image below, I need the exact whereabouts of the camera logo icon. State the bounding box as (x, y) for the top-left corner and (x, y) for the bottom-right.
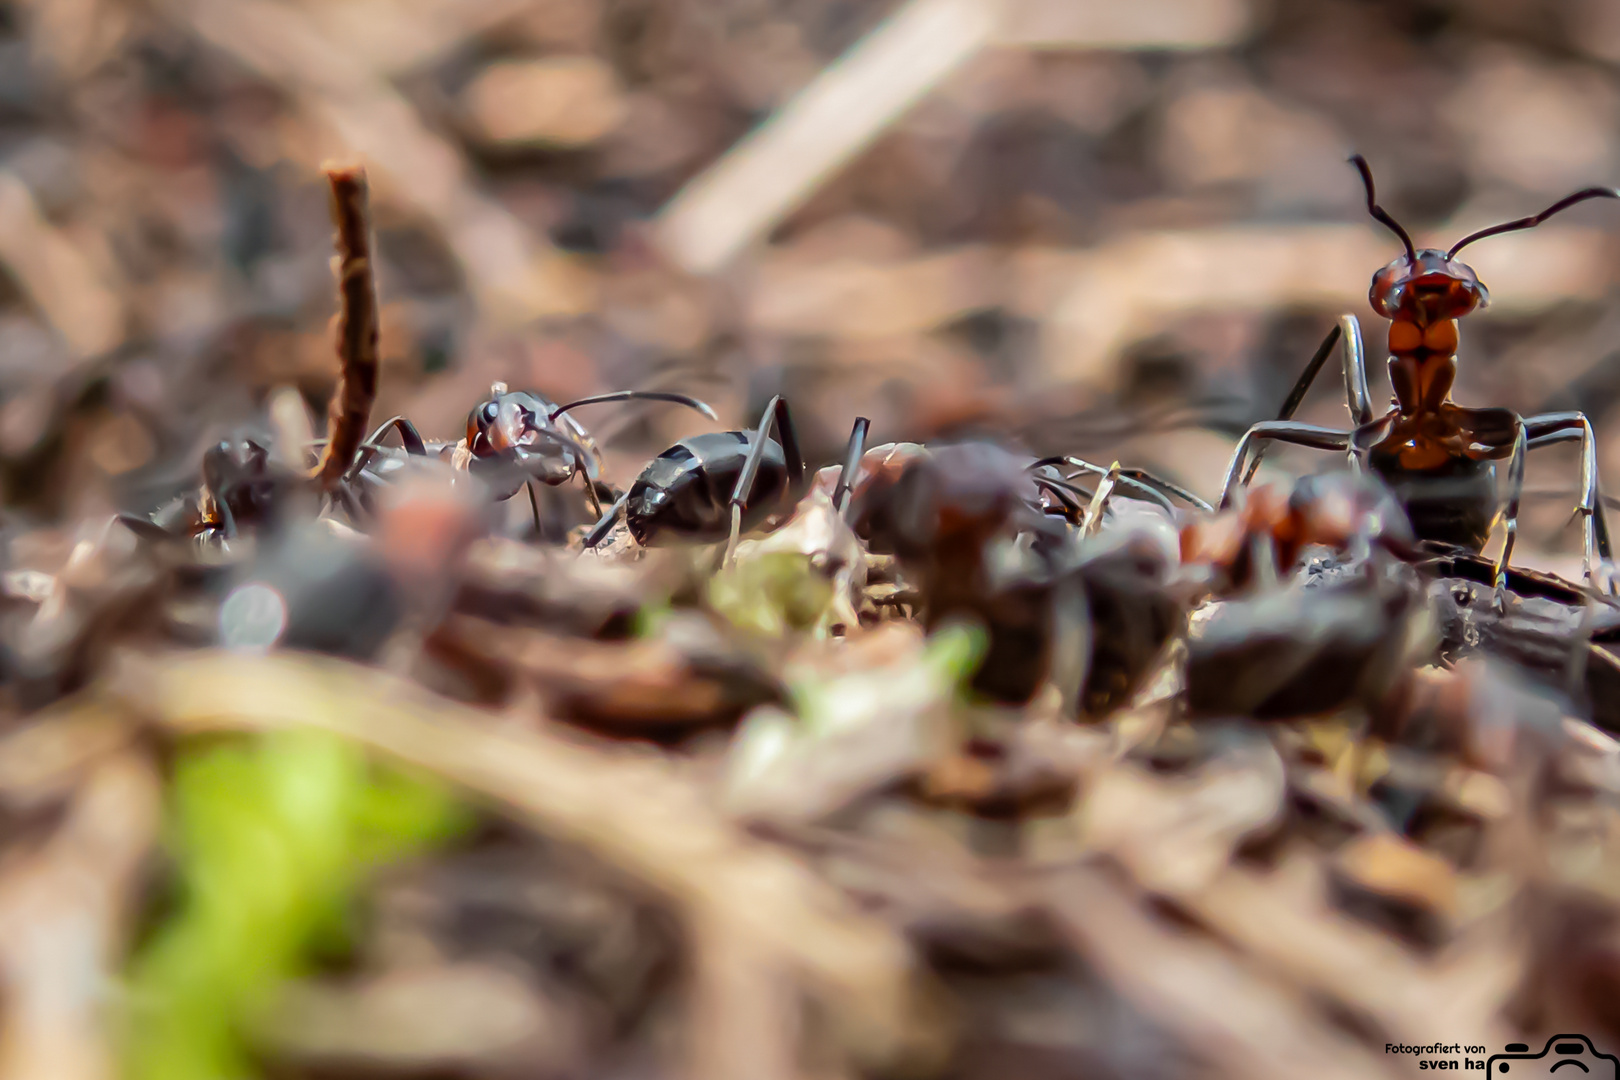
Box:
(1488, 1036), (1618, 1076)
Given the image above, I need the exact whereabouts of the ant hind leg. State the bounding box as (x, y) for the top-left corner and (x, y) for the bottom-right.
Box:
(1523, 411), (1616, 593)
(724, 395), (801, 565)
(831, 416), (871, 517)
(1218, 422), (1353, 510)
(1240, 316), (1373, 486)
(1491, 423), (1529, 599)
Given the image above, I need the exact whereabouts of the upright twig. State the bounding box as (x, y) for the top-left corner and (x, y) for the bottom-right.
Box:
(309, 162), (379, 492)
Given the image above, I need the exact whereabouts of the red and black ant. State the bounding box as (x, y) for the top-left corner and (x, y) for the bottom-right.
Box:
(1219, 155), (1620, 593)
(1181, 469), (1436, 721)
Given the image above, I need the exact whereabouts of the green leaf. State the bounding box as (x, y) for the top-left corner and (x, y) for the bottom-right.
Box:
(122, 730), (471, 1080)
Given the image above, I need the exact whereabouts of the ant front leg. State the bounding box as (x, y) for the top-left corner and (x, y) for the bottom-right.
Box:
(1241, 315), (1374, 486)
(1492, 422), (1530, 596)
(832, 416), (871, 517)
(526, 480), (544, 537)
(341, 415), (429, 484)
(1218, 422), (1353, 509)
(583, 491), (629, 549)
(1522, 410), (1616, 591)
(725, 395), (803, 565)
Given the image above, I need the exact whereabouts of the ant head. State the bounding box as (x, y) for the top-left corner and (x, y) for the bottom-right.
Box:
(202, 436), (271, 489)
(1352, 155), (1620, 325)
(1368, 248), (1488, 324)
(465, 383), (551, 457)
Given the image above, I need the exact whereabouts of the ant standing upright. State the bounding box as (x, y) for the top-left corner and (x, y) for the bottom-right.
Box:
(1220, 155), (1620, 594)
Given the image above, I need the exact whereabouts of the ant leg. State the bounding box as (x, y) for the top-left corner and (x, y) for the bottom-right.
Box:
(1523, 411), (1615, 590)
(725, 395), (801, 564)
(115, 513), (174, 543)
(1218, 422), (1352, 509)
(1492, 423), (1529, 595)
(547, 390), (718, 423)
(832, 416), (871, 517)
(363, 416), (427, 455)
(1032, 472), (1092, 519)
(1240, 318), (1372, 486)
(526, 480), (543, 536)
(583, 492), (629, 549)
(569, 446), (604, 520)
(1080, 463), (1121, 537)
(340, 416), (428, 483)
(1339, 313), (1374, 430)
(1034, 456), (1210, 513)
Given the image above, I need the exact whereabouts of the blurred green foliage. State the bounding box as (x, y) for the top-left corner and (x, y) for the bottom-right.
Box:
(789, 619), (988, 736)
(122, 730), (472, 1080)
(708, 551), (835, 638)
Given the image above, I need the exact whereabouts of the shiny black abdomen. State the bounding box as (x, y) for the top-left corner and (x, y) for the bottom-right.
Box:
(625, 432), (787, 545)
(1367, 449), (1496, 552)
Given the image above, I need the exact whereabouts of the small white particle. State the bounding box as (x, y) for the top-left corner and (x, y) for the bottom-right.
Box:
(219, 582), (288, 653)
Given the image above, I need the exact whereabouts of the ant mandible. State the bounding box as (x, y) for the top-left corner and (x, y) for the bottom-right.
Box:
(1219, 155), (1620, 593)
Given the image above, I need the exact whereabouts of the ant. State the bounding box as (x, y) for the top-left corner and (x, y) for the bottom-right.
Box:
(1183, 470), (1418, 595)
(353, 384), (718, 532)
(1181, 470), (1435, 721)
(583, 395), (870, 561)
(847, 440), (1188, 714)
(1219, 155), (1620, 594)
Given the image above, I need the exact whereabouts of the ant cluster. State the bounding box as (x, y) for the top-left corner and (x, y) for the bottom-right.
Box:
(117, 156), (1620, 738)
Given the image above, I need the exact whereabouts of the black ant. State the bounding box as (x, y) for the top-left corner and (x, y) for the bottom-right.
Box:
(1219, 155), (1620, 593)
(352, 384), (718, 534)
(117, 435), (294, 545)
(584, 396), (871, 561)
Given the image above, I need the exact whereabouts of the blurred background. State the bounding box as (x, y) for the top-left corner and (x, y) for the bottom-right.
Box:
(4, 0), (1620, 558)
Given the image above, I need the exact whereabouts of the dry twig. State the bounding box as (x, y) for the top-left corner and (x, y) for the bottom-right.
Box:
(309, 163), (380, 492)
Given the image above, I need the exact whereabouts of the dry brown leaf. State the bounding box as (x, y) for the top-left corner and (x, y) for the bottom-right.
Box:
(0, 752), (162, 1080)
(0, 172), (125, 362)
(462, 58), (630, 149)
(1044, 867), (1403, 1080)
(258, 962), (585, 1073)
(1332, 832), (1461, 927)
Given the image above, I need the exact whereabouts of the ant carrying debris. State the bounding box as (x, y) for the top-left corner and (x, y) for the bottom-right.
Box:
(1219, 155), (1620, 593)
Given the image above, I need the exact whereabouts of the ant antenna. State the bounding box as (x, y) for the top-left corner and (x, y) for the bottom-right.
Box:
(1447, 186), (1620, 258)
(1350, 154), (1416, 263)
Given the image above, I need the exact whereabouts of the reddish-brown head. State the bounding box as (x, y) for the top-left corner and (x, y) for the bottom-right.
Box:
(1352, 154), (1618, 329)
(1368, 248), (1488, 327)
(465, 383), (546, 457)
